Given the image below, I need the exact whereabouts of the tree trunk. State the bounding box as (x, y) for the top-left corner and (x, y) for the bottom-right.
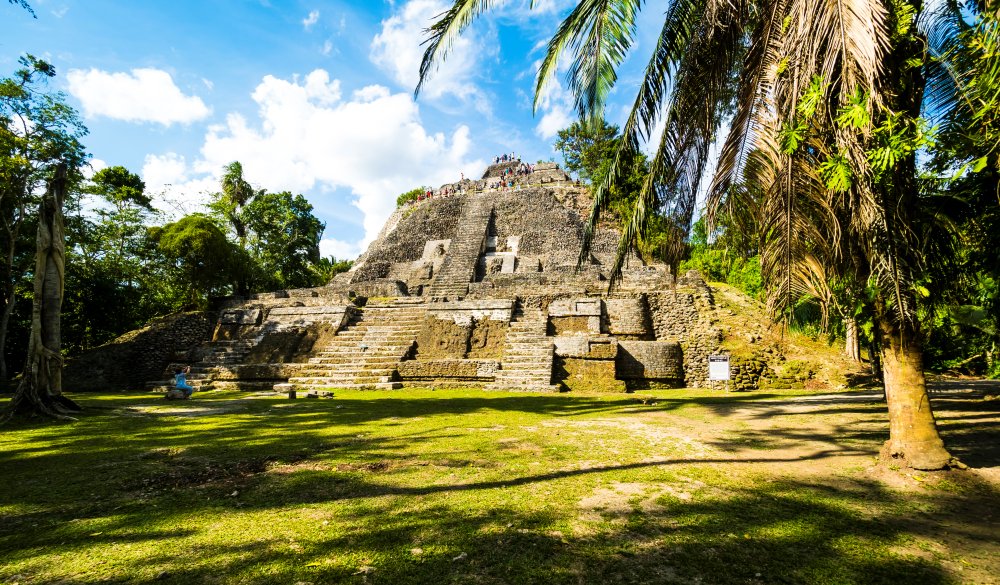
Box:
(844, 317), (861, 362)
(0, 294), (14, 386)
(1, 166), (80, 421)
(878, 318), (952, 470)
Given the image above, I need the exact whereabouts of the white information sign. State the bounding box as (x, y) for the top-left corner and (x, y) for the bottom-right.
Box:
(708, 354), (731, 381)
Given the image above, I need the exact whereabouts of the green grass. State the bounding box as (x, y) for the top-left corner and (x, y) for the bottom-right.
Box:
(1, 388), (997, 584)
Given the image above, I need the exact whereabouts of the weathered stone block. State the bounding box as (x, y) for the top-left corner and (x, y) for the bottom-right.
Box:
(467, 318), (508, 358)
(552, 336), (618, 359)
(553, 335), (589, 356)
(398, 359), (499, 381)
(616, 341), (683, 382)
(554, 357), (626, 393)
(219, 309), (262, 325)
(549, 316), (593, 335)
(427, 300), (514, 324)
(416, 316), (471, 359)
(605, 298), (652, 338)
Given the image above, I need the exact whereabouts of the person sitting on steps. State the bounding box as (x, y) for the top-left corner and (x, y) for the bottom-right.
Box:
(174, 365), (194, 399)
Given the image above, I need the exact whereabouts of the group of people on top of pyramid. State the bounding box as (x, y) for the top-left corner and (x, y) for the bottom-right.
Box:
(493, 152), (519, 164)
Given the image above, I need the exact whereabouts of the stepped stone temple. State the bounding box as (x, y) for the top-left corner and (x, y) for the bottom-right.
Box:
(146, 160), (724, 393)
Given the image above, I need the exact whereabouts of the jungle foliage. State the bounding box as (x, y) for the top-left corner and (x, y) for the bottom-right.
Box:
(0, 51), (343, 387)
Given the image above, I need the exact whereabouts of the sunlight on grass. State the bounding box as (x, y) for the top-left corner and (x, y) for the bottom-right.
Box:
(1, 388), (996, 584)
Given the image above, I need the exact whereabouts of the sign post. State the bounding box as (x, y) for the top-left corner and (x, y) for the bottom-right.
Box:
(708, 354), (731, 391)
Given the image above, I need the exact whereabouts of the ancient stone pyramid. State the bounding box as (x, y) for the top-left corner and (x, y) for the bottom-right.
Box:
(146, 160), (721, 393)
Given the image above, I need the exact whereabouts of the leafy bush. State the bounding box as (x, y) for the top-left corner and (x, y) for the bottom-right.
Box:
(396, 187), (426, 207)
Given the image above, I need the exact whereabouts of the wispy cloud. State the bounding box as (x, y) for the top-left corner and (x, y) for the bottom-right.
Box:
(302, 9), (320, 29)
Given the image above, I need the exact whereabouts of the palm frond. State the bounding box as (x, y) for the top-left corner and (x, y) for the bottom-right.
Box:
(584, 0), (745, 279)
(578, 0), (706, 265)
(534, 0), (642, 120)
(416, 0), (497, 98)
(706, 0), (788, 229)
(787, 0), (888, 102)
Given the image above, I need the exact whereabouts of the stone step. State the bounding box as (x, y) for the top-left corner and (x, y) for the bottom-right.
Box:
(485, 383), (561, 393)
(275, 382), (402, 391)
(334, 328), (421, 336)
(210, 380), (281, 392)
(286, 375), (396, 385)
(293, 368), (396, 377)
(308, 356), (402, 364)
(499, 360), (552, 369)
(333, 327), (422, 335)
(314, 348), (412, 358)
(494, 370), (554, 378)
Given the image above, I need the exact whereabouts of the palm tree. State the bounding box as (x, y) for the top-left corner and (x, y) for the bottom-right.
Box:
(416, 0), (986, 469)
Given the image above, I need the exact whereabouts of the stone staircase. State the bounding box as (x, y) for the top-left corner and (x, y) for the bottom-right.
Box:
(426, 194), (493, 300)
(275, 299), (426, 392)
(487, 304), (559, 392)
(145, 339), (256, 392)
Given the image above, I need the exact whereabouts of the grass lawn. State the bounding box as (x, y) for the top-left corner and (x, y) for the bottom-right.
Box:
(1, 388), (998, 584)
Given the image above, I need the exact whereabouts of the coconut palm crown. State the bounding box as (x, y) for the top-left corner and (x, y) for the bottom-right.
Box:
(416, 0), (995, 469)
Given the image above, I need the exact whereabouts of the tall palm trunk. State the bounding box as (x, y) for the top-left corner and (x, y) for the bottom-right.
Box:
(877, 316), (951, 469)
(1, 165), (80, 421)
(844, 317), (861, 362)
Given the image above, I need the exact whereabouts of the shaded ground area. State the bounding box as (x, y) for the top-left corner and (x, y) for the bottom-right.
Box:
(1, 387), (997, 584)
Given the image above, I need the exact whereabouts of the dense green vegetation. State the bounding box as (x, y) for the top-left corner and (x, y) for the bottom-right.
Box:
(538, 5), (1000, 382)
(0, 56), (349, 390)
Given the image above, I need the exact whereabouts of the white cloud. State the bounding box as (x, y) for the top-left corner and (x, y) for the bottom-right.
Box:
(302, 9), (320, 29)
(370, 0), (491, 113)
(533, 78), (575, 139)
(145, 69), (484, 257)
(66, 68), (211, 126)
(322, 39), (334, 56)
(83, 158), (107, 180)
(320, 237), (362, 260)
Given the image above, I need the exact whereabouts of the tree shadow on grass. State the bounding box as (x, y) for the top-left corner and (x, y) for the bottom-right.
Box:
(2, 390), (998, 583)
(5, 468), (992, 584)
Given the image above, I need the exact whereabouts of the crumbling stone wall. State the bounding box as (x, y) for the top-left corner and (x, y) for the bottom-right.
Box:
(489, 188), (626, 271)
(415, 316), (470, 359)
(398, 359), (499, 384)
(467, 318), (507, 358)
(729, 357), (772, 391)
(554, 357), (625, 392)
(63, 312), (214, 392)
(615, 341), (684, 388)
(605, 297), (654, 339)
(647, 281), (721, 387)
(243, 329), (313, 363)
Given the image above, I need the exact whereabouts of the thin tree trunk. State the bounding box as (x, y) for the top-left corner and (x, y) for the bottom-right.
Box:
(878, 317), (952, 470)
(844, 317), (861, 362)
(1, 165), (80, 421)
(0, 217), (22, 386)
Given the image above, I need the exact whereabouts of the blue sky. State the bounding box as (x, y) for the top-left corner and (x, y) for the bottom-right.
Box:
(4, 0), (658, 259)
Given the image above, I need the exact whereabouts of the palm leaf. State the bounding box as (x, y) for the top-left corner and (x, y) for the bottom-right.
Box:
(416, 0), (497, 98)
(579, 0), (708, 266)
(534, 0), (642, 120)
